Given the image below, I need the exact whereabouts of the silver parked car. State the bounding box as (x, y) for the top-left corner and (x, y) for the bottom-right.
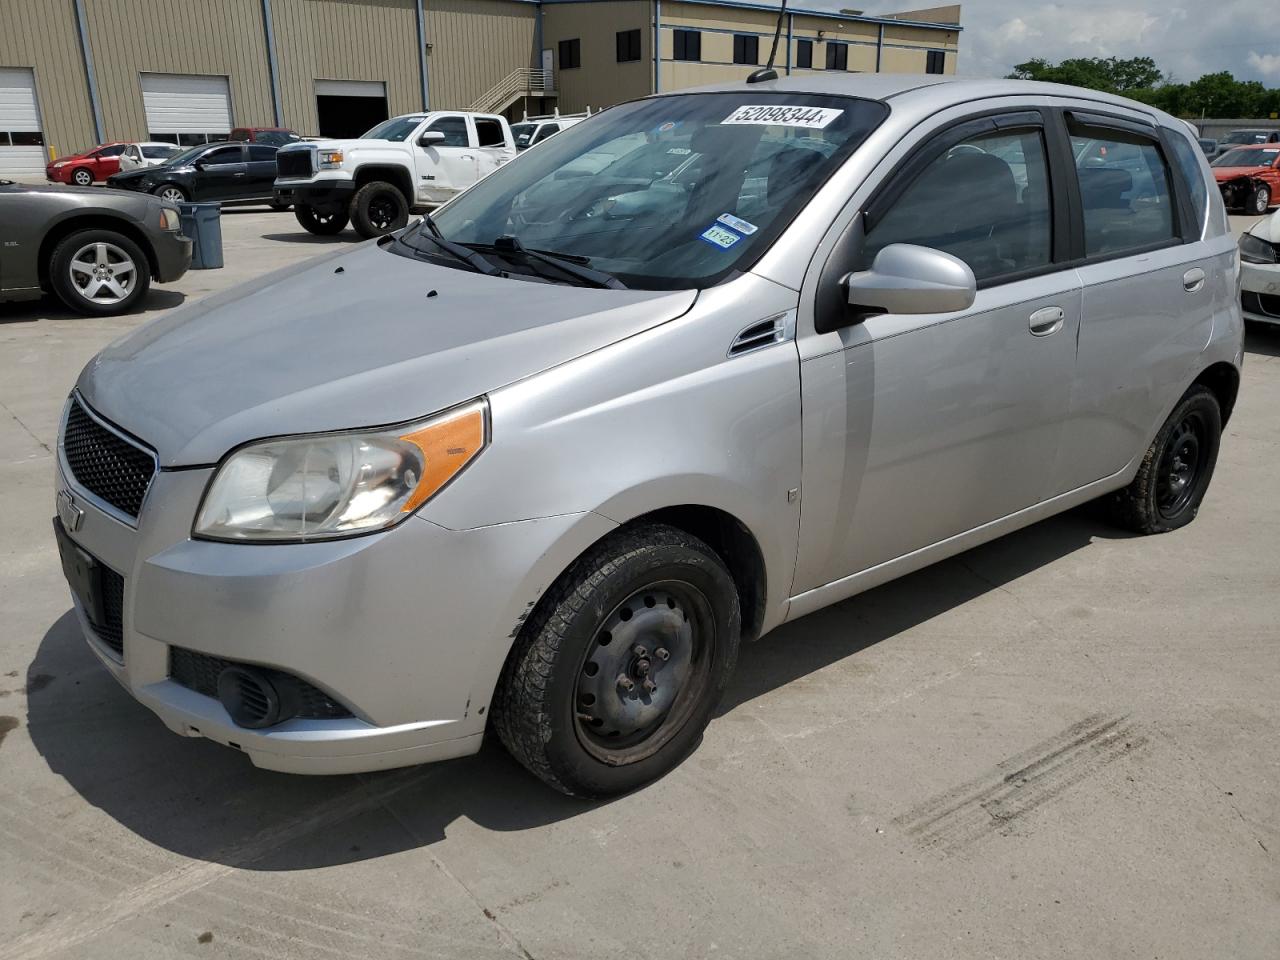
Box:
(54, 76), (1242, 797)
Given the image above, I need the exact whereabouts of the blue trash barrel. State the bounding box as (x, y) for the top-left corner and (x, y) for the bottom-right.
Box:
(177, 202), (224, 270)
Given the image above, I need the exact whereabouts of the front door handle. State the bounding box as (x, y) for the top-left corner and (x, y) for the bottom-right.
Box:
(1183, 267), (1206, 293)
(1029, 306), (1065, 337)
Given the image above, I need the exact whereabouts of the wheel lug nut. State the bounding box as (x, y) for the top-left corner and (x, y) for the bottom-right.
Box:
(655, 647), (669, 661)
(617, 675), (634, 692)
(632, 644), (647, 657)
(642, 678), (657, 694)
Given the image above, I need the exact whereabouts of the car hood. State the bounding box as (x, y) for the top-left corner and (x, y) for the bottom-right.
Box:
(1213, 166), (1268, 181)
(77, 240), (696, 466)
(1246, 209), (1280, 243)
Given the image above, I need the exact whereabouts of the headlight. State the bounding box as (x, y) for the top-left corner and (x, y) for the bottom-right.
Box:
(1239, 232), (1278, 265)
(159, 206), (182, 231)
(194, 400), (488, 542)
(317, 149), (344, 168)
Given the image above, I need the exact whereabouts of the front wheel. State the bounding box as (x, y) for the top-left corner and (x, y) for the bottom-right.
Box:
(1249, 183), (1272, 214)
(349, 181), (409, 239)
(493, 524), (741, 798)
(71, 168), (94, 187)
(49, 229), (151, 316)
(153, 184), (188, 204)
(294, 203), (349, 235)
(1109, 385), (1222, 534)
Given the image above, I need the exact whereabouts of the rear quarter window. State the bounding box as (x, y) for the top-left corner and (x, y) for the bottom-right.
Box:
(1165, 129), (1209, 235)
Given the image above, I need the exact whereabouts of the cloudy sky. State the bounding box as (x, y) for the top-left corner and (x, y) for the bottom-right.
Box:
(794, 1), (1280, 85)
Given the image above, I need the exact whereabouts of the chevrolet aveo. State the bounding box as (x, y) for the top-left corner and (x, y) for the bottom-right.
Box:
(54, 76), (1242, 797)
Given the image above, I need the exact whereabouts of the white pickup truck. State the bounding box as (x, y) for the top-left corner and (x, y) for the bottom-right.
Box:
(273, 111), (517, 238)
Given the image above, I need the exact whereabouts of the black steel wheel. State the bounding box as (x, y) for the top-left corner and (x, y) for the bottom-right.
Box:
(1110, 385), (1221, 534)
(493, 524), (742, 798)
(294, 203), (349, 236)
(350, 181), (409, 239)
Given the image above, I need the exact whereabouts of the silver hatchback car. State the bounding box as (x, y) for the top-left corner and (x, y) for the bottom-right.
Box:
(54, 76), (1242, 797)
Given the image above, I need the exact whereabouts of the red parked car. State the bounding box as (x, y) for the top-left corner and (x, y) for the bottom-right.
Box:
(1211, 143), (1280, 214)
(45, 142), (130, 186)
(230, 127), (302, 147)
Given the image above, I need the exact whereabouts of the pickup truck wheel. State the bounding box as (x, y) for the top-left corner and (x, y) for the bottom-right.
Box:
(350, 182), (409, 238)
(1249, 183), (1271, 214)
(50, 229), (151, 317)
(1109, 385), (1221, 535)
(294, 204), (349, 235)
(492, 524), (741, 798)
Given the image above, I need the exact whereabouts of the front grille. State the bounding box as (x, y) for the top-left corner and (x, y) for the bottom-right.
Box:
(276, 149), (313, 180)
(1243, 290), (1280, 318)
(90, 565), (125, 657)
(62, 398), (156, 519)
(169, 647), (353, 720)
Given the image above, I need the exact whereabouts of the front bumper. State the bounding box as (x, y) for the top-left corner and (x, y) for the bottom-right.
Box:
(273, 177), (354, 212)
(1241, 259), (1280, 325)
(53, 428), (615, 774)
(151, 230), (193, 283)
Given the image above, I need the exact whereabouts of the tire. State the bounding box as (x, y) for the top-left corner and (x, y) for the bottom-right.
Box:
(294, 203), (349, 235)
(493, 524), (742, 798)
(71, 168), (94, 187)
(349, 181), (409, 239)
(153, 184), (187, 204)
(1109, 385), (1221, 535)
(49, 228), (151, 317)
(1249, 183), (1271, 214)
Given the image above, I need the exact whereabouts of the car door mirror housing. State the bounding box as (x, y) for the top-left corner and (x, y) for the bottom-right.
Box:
(419, 131), (446, 146)
(842, 244), (977, 322)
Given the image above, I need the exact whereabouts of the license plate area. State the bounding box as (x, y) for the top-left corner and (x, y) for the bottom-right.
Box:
(54, 518), (106, 625)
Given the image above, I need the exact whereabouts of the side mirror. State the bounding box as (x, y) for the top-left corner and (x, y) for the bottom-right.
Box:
(418, 130), (446, 147)
(843, 244), (977, 319)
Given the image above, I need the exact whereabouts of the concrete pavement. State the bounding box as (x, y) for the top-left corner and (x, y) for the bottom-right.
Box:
(1, 209), (1277, 959)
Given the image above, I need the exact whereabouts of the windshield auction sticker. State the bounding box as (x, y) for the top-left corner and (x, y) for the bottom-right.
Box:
(721, 105), (844, 129)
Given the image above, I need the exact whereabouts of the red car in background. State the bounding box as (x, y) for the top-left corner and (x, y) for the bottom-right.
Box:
(45, 142), (130, 186)
(1211, 143), (1280, 214)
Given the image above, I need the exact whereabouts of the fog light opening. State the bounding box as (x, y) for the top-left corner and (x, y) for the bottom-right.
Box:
(217, 666), (282, 729)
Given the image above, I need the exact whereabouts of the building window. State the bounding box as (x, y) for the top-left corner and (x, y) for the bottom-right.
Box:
(825, 41), (848, 71)
(559, 38), (581, 70)
(673, 29), (701, 62)
(617, 28), (642, 63)
(796, 38), (813, 69)
(733, 34), (759, 66)
(926, 50), (946, 74)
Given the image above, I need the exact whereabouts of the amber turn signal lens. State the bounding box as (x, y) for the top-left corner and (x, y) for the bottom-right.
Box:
(398, 402), (487, 513)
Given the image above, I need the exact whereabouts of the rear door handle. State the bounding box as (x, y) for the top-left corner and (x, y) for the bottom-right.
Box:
(1029, 306), (1065, 337)
(1183, 268), (1206, 293)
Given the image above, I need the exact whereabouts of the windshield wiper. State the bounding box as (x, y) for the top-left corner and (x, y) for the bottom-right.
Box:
(469, 235), (627, 289)
(403, 214), (503, 276)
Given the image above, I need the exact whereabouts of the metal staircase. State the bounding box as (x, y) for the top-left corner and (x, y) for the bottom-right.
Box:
(468, 68), (556, 114)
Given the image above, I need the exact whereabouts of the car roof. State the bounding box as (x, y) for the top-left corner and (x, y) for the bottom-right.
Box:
(1225, 143), (1276, 150)
(659, 74), (1172, 124)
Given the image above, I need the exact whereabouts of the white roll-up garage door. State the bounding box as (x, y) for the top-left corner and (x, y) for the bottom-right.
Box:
(314, 79), (386, 99)
(140, 73), (232, 142)
(0, 67), (45, 178)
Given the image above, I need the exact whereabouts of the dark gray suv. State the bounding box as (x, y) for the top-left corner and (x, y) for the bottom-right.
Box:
(0, 179), (192, 316)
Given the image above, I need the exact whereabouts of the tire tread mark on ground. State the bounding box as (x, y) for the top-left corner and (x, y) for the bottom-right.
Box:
(894, 714), (1149, 853)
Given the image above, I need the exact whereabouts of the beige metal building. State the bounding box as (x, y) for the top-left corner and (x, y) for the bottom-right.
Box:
(0, 0), (961, 177)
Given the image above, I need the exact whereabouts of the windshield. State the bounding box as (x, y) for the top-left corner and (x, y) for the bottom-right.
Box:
(1213, 148), (1278, 168)
(361, 117), (424, 142)
(142, 145), (180, 159)
(1225, 131), (1268, 144)
(512, 123), (536, 147)
(430, 92), (888, 289)
(163, 145), (213, 167)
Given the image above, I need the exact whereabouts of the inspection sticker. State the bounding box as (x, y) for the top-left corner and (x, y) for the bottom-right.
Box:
(699, 224), (744, 250)
(721, 105), (843, 129)
(717, 212), (758, 235)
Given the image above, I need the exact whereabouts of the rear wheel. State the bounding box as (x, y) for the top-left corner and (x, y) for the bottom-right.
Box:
(350, 181), (409, 239)
(71, 167), (94, 187)
(1249, 183), (1271, 214)
(49, 229), (151, 316)
(1109, 385), (1221, 534)
(294, 203), (349, 235)
(493, 524), (741, 798)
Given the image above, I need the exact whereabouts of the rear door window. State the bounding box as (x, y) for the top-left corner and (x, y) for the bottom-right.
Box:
(425, 116), (469, 148)
(1069, 121), (1177, 258)
(248, 144), (279, 161)
(863, 127), (1054, 284)
(475, 118), (506, 148)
